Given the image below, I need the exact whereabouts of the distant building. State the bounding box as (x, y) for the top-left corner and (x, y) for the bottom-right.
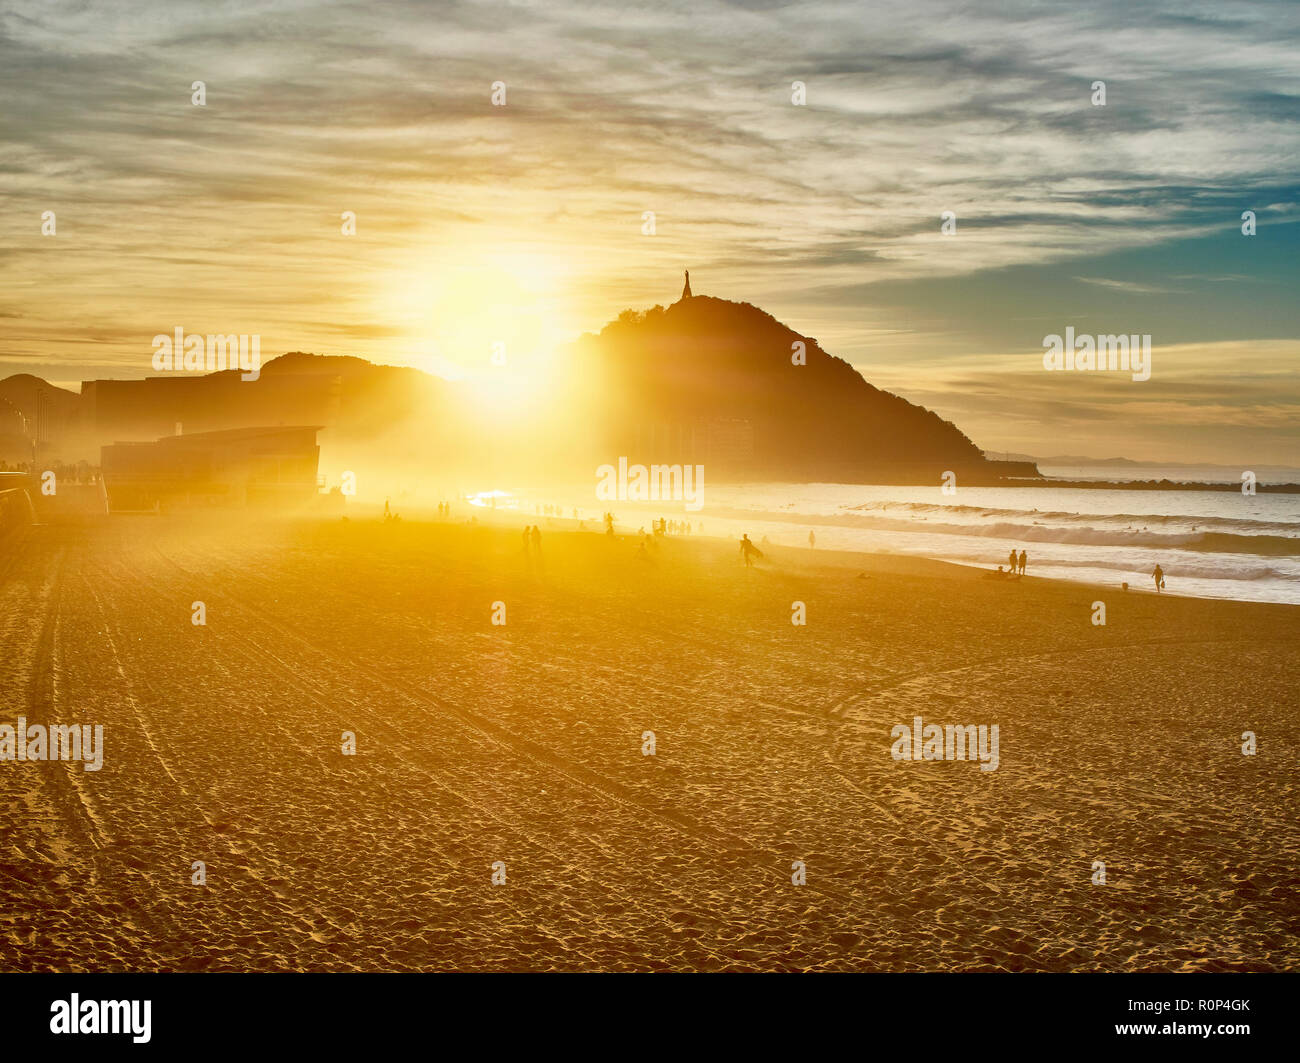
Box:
(100, 425), (321, 512)
(80, 373), (341, 446)
(702, 416), (754, 467)
(681, 270), (692, 300)
(628, 416), (754, 474)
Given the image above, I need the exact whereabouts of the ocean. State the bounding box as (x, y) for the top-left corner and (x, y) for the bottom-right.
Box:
(502, 468), (1300, 606)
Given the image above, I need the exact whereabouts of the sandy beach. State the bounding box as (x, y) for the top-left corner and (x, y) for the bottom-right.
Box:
(1, 513), (1296, 972)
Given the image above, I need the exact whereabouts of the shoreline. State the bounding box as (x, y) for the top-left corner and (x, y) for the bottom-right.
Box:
(360, 504), (1300, 611)
(1005, 479), (1300, 492)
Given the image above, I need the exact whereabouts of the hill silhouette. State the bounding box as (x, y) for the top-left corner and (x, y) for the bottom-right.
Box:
(0, 375), (83, 463)
(568, 292), (996, 481)
(2, 287), (1026, 484)
(0, 373), (80, 426)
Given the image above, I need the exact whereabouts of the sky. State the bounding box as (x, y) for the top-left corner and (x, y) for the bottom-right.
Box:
(1, 0), (1297, 464)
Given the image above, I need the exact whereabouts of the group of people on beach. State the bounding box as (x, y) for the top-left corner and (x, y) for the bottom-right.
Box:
(990, 548), (1028, 579)
(652, 517), (693, 536)
(517, 511), (1175, 594)
(990, 548), (1169, 592)
(984, 549), (1025, 580)
(0, 459), (99, 484)
(599, 513), (703, 539)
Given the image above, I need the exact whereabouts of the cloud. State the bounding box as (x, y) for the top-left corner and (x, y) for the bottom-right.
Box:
(864, 339), (1300, 464)
(0, 0), (1297, 463)
(1073, 277), (1183, 295)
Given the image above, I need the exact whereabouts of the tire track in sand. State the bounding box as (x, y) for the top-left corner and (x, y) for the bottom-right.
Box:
(150, 542), (865, 912)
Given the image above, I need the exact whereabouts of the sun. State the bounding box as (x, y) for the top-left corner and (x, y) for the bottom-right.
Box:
(382, 249), (573, 385)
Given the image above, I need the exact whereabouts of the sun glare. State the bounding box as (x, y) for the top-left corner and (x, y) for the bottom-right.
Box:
(383, 249), (574, 386)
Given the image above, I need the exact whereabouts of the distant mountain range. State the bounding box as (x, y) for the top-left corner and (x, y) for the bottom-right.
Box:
(994, 452), (1300, 476)
(1, 289), (1034, 485)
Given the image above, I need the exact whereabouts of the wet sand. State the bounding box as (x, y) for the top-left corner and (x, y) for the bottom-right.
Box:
(1, 514), (1296, 971)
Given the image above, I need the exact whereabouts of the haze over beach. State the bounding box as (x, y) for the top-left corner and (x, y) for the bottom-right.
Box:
(1, 0), (1298, 993)
(6, 287), (1299, 605)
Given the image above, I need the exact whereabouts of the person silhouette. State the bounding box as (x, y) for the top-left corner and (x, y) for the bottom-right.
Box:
(740, 534), (762, 567)
(1018, 550), (1027, 575)
(1008, 548), (1018, 572)
(1152, 564), (1164, 592)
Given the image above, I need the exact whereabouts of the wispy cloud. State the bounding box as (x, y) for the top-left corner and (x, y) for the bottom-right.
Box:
(1073, 277), (1182, 295)
(0, 0), (1297, 462)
